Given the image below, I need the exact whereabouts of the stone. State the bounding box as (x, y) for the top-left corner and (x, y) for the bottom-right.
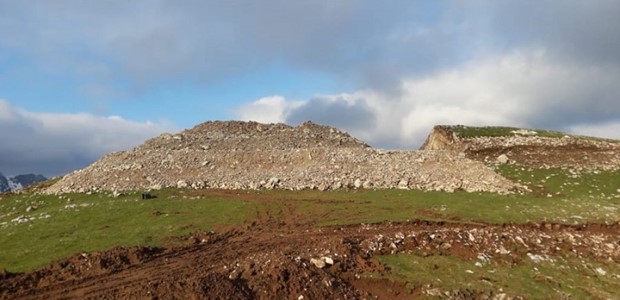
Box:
(497, 154), (510, 164)
(397, 179), (409, 189)
(322, 256), (334, 265)
(362, 180), (373, 189)
(527, 253), (545, 263)
(266, 177), (280, 189)
(26, 206), (36, 212)
(41, 121), (521, 195)
(310, 258), (326, 269)
(353, 179), (362, 189)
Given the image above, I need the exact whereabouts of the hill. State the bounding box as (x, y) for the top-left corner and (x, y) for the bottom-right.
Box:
(44, 121), (515, 194)
(421, 125), (620, 170)
(1, 123), (619, 299)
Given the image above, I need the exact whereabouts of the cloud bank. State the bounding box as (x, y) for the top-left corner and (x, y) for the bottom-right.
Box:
(238, 50), (620, 148)
(0, 100), (175, 176)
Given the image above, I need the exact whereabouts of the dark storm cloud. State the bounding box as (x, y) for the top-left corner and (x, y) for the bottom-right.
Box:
(2, 1), (619, 94)
(488, 0), (620, 65)
(0, 1), (486, 92)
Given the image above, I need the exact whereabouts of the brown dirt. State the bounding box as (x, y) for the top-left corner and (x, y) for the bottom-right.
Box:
(1, 220), (618, 300)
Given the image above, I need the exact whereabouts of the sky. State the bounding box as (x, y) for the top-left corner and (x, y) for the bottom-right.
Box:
(1, 1), (620, 177)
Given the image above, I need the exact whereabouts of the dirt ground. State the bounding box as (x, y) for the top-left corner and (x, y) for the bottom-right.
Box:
(1, 216), (618, 299)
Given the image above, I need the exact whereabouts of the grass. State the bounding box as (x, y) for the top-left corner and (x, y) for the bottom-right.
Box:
(0, 190), (249, 272)
(1, 167), (619, 272)
(447, 125), (619, 142)
(373, 253), (620, 299)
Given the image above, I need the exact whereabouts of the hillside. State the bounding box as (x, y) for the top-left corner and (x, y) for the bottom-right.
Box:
(2, 123), (619, 299)
(45, 121), (515, 194)
(421, 125), (620, 170)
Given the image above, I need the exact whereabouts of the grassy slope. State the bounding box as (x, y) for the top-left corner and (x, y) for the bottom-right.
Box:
(1, 167), (619, 298)
(376, 253), (618, 299)
(0, 190), (249, 271)
(1, 167), (619, 272)
(447, 125), (620, 142)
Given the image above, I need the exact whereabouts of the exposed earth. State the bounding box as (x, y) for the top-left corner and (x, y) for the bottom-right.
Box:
(2, 213), (618, 299)
(2, 122), (620, 299)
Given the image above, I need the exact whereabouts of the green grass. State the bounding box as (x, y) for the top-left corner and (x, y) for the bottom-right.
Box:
(0, 190), (249, 272)
(374, 253), (620, 299)
(447, 125), (619, 142)
(1, 167), (619, 272)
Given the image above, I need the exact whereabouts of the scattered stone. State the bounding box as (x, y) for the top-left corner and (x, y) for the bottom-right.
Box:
(42, 121), (518, 194)
(497, 154), (510, 164)
(527, 253), (546, 263)
(266, 178), (280, 189)
(353, 179), (362, 189)
(397, 179), (409, 189)
(595, 267), (607, 276)
(25, 206), (36, 212)
(176, 181), (189, 189)
(310, 258), (326, 269)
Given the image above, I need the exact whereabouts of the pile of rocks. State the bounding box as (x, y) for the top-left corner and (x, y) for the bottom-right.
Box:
(44, 121), (516, 194)
(421, 125), (620, 170)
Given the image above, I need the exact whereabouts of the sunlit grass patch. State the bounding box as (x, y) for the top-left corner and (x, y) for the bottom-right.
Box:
(372, 253), (620, 299)
(0, 190), (249, 272)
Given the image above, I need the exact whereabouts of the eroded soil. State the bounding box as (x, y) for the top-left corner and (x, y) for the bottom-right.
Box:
(2, 218), (618, 299)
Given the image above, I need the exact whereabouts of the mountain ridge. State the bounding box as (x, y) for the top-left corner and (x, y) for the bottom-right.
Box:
(0, 173), (47, 193)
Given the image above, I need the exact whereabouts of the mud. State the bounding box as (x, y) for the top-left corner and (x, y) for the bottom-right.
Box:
(2, 220), (619, 299)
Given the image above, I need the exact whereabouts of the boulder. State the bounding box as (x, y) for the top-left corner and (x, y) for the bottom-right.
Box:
(497, 154), (510, 164)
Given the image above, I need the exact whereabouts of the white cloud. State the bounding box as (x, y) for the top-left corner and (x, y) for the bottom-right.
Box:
(236, 50), (620, 149)
(0, 100), (176, 176)
(237, 96), (302, 124)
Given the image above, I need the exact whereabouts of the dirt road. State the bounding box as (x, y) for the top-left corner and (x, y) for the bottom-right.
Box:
(2, 219), (618, 299)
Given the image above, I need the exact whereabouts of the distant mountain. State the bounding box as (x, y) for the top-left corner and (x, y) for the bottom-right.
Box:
(0, 172), (47, 193)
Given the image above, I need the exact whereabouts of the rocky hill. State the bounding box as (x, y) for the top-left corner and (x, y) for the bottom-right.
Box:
(421, 125), (620, 170)
(0, 173), (47, 193)
(44, 121), (515, 194)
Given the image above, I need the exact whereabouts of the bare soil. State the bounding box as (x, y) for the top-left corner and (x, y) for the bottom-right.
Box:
(2, 218), (618, 299)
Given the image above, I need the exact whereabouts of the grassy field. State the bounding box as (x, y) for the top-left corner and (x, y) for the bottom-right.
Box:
(373, 253), (619, 299)
(0, 190), (249, 271)
(1, 167), (619, 272)
(448, 125), (620, 142)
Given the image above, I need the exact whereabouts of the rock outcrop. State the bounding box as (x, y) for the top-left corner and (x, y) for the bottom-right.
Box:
(45, 121), (516, 194)
(420, 125), (620, 170)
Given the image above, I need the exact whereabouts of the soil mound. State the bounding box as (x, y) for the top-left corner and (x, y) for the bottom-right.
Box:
(45, 121), (516, 194)
(421, 125), (620, 170)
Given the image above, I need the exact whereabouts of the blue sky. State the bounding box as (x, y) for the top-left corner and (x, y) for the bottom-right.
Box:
(1, 1), (620, 176)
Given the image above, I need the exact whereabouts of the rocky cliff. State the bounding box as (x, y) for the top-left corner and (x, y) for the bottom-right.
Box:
(45, 121), (516, 194)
